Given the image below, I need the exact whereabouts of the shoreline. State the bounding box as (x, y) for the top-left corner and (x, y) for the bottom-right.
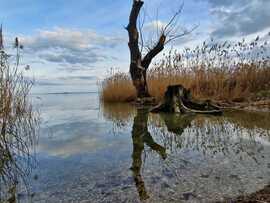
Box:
(215, 99), (270, 113)
(132, 97), (270, 113)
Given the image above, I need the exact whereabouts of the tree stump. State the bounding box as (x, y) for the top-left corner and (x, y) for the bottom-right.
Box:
(151, 84), (222, 115)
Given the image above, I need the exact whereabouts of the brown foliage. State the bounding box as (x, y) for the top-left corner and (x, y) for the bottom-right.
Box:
(100, 37), (270, 103)
(0, 39), (39, 201)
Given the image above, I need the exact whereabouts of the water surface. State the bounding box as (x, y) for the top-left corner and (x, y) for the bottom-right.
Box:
(14, 92), (270, 202)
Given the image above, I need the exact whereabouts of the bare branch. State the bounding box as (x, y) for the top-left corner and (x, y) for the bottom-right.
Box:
(162, 2), (184, 35)
(165, 24), (199, 45)
(140, 2), (195, 69)
(126, 0), (197, 98)
(138, 8), (146, 53)
(142, 34), (166, 68)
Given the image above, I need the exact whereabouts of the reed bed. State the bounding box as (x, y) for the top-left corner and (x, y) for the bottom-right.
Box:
(100, 37), (270, 103)
(0, 41), (39, 201)
(99, 69), (137, 102)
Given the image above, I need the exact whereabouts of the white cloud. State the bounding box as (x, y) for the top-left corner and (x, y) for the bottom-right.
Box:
(205, 0), (270, 38)
(22, 27), (121, 50)
(20, 27), (124, 66)
(144, 20), (167, 32)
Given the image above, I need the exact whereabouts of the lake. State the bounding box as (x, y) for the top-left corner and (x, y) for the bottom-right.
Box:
(3, 91), (270, 203)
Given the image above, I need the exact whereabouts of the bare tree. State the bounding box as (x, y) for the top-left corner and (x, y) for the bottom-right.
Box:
(126, 0), (196, 99)
(0, 24), (4, 50)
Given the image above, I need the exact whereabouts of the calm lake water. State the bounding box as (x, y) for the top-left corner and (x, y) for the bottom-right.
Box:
(6, 91), (270, 202)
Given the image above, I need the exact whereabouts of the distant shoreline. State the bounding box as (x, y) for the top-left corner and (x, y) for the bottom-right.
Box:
(30, 91), (98, 96)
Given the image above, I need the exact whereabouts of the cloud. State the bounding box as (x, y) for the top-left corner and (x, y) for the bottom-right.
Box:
(37, 121), (130, 157)
(38, 49), (107, 66)
(144, 20), (167, 32)
(35, 75), (97, 87)
(23, 27), (121, 50)
(58, 75), (97, 81)
(205, 0), (270, 38)
(21, 27), (123, 66)
(142, 20), (200, 48)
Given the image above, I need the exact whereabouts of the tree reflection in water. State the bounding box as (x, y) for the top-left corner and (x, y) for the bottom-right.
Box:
(131, 109), (167, 201)
(155, 114), (270, 160)
(102, 103), (270, 201)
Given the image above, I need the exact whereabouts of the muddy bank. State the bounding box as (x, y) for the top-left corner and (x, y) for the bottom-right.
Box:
(134, 97), (270, 113)
(216, 99), (270, 113)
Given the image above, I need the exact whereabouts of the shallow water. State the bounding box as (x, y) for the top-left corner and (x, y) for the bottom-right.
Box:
(3, 92), (270, 203)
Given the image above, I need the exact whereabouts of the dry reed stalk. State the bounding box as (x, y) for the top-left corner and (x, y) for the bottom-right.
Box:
(100, 37), (270, 103)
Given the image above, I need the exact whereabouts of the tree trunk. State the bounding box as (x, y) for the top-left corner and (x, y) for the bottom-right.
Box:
(127, 1), (166, 99)
(131, 109), (167, 200)
(151, 84), (222, 115)
(130, 62), (150, 98)
(126, 0), (149, 98)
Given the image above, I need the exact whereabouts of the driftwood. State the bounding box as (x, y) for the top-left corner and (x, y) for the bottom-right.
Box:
(151, 85), (222, 115)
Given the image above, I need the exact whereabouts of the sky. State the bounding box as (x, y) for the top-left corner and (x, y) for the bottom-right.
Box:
(1, 0), (270, 92)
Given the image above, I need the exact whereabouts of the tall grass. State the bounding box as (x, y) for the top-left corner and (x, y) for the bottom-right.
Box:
(0, 39), (39, 202)
(100, 37), (270, 103)
(99, 68), (137, 102)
